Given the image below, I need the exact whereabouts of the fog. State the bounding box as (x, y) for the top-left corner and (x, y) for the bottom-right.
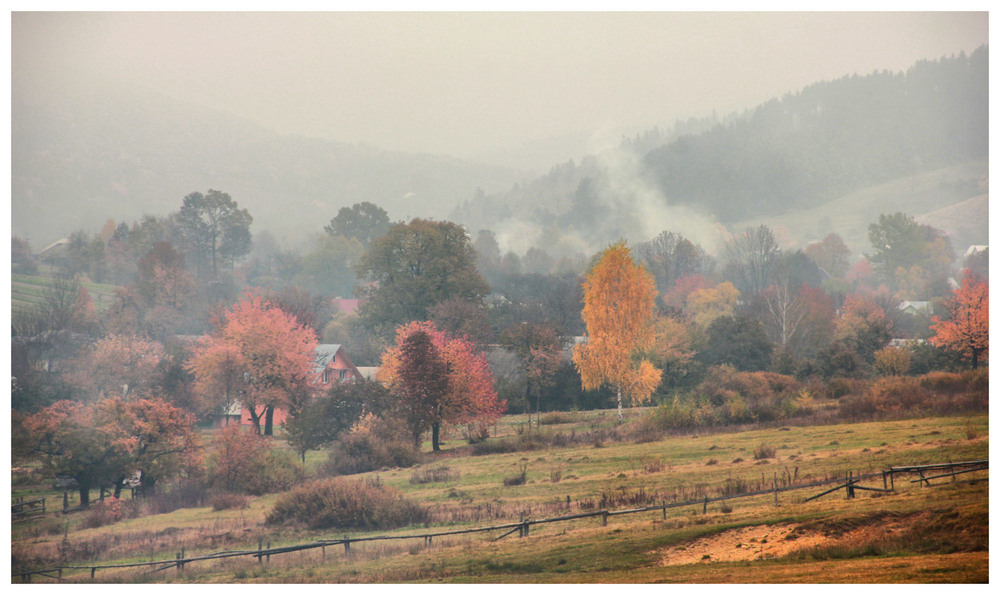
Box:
(13, 11), (987, 161)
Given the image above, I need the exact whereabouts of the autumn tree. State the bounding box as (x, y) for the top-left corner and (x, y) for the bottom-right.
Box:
(95, 397), (199, 495)
(573, 242), (662, 422)
(930, 271), (988, 369)
(188, 293), (318, 435)
(23, 400), (127, 506)
(355, 219), (490, 337)
(72, 333), (167, 400)
(378, 321), (505, 451)
(804, 233), (851, 279)
(324, 201), (392, 248)
(648, 315), (696, 393)
(22, 397), (198, 504)
(834, 293), (894, 363)
(687, 281), (740, 328)
(498, 322), (564, 426)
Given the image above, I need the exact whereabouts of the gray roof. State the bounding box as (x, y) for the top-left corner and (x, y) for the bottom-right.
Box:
(313, 344), (343, 375)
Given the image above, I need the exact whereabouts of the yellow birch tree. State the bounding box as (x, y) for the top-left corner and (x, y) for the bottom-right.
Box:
(573, 242), (662, 422)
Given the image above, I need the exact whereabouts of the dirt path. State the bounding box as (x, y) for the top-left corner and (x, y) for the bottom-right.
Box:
(659, 524), (826, 565)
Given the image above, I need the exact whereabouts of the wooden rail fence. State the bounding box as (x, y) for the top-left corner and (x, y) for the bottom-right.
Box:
(12, 497), (46, 523)
(12, 458), (988, 582)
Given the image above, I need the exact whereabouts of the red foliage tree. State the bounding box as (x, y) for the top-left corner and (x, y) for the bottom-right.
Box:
(188, 293), (318, 434)
(930, 271), (989, 369)
(378, 321), (505, 451)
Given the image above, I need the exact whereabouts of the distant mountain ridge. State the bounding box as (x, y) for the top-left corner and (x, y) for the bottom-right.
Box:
(12, 81), (524, 248)
(451, 47), (988, 256)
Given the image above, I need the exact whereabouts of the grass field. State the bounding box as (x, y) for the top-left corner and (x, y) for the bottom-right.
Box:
(10, 410), (988, 583)
(11, 271), (120, 313)
(732, 159), (988, 253)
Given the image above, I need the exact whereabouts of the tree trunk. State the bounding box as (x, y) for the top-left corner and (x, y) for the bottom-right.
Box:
(140, 471), (157, 495)
(248, 406), (263, 434)
(264, 405), (274, 436)
(617, 384), (624, 423)
(113, 475), (125, 499)
(972, 349), (980, 370)
(79, 485), (90, 508)
(432, 422), (441, 452)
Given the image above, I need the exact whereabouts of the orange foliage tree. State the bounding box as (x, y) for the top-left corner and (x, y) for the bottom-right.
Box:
(73, 333), (167, 400)
(23, 397), (198, 505)
(377, 321), (505, 451)
(930, 271), (988, 369)
(188, 293), (318, 435)
(573, 242), (662, 422)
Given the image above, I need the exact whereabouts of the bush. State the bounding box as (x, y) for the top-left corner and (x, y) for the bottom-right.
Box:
(503, 464), (528, 486)
(210, 492), (249, 511)
(753, 442), (776, 460)
(206, 427), (305, 495)
(265, 477), (427, 530)
(839, 370), (989, 419)
(409, 465), (459, 485)
(82, 497), (125, 529)
(539, 411), (575, 425)
(324, 432), (420, 476)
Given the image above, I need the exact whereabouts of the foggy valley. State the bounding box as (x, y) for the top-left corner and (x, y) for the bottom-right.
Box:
(9, 12), (990, 585)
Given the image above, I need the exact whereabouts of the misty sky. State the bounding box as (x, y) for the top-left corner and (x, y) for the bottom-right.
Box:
(12, 11), (989, 159)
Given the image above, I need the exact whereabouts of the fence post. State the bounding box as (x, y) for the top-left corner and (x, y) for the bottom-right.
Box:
(266, 541), (271, 564)
(662, 500), (667, 520)
(703, 496), (708, 514)
(847, 472), (855, 499)
(519, 512), (525, 537)
(602, 511), (608, 526)
(344, 536), (351, 558)
(91, 567), (96, 580)
(773, 473), (778, 505)
(322, 545), (326, 560)
(258, 538), (263, 564)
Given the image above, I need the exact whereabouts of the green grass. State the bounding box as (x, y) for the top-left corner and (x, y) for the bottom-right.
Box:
(11, 272), (120, 313)
(11, 411), (989, 583)
(733, 159), (987, 252)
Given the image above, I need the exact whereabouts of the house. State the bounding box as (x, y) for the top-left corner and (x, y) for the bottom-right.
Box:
(239, 344), (363, 428)
(897, 301), (933, 317)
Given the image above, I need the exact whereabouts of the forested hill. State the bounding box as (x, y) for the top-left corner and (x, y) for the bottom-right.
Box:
(11, 80), (523, 249)
(452, 47), (987, 253)
(641, 47), (987, 222)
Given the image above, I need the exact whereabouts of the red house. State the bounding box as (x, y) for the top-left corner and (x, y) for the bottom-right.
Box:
(239, 344), (363, 428)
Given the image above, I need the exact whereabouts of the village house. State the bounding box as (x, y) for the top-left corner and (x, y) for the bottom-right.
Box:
(220, 344), (363, 428)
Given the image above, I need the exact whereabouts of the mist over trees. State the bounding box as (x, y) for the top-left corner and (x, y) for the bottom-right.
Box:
(10, 47), (989, 512)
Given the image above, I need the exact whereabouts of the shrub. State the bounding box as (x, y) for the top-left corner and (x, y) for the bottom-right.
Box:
(206, 427), (306, 495)
(82, 497), (125, 529)
(144, 479), (209, 514)
(753, 442), (776, 460)
(549, 468), (562, 483)
(323, 430), (421, 476)
(503, 463), (528, 486)
(210, 492), (249, 511)
(539, 411), (575, 425)
(265, 477), (427, 530)
(409, 465), (459, 485)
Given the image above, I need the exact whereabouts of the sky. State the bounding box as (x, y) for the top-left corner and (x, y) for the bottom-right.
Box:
(11, 11), (990, 160)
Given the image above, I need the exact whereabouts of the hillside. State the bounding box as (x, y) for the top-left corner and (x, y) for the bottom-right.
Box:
(731, 160), (988, 256)
(452, 48), (988, 256)
(11, 79), (524, 249)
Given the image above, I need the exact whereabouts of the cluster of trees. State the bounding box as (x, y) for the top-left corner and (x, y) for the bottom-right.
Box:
(12, 178), (989, 509)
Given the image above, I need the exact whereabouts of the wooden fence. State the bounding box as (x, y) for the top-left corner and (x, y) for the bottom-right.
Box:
(11, 458), (988, 582)
(12, 497), (46, 523)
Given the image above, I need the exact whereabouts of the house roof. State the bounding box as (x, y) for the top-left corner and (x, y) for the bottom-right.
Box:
(313, 344), (344, 375)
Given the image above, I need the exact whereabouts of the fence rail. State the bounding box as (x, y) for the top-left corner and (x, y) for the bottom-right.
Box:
(12, 497), (46, 523)
(12, 458), (988, 582)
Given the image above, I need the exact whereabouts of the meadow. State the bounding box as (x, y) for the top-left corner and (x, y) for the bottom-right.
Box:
(10, 410), (988, 583)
